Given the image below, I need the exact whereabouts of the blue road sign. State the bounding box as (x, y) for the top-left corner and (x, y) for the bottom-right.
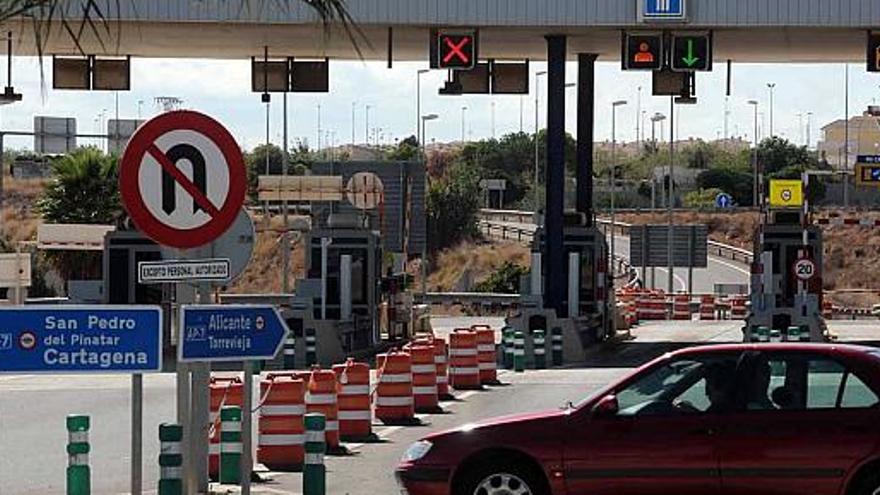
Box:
(0, 306), (162, 374)
(179, 305), (288, 362)
(715, 192), (733, 209)
(643, 0), (686, 19)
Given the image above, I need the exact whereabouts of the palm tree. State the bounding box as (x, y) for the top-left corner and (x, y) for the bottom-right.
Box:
(1, 1), (360, 59)
(37, 147), (121, 281)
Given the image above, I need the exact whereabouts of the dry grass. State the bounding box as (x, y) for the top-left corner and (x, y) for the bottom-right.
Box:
(1, 178), (48, 245)
(228, 214), (306, 294)
(428, 240), (530, 292)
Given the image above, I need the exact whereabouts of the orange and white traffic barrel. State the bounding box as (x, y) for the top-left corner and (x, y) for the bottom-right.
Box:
(672, 294), (691, 320)
(375, 350), (415, 423)
(406, 343), (440, 413)
(472, 325), (498, 384)
(449, 328), (481, 390)
(306, 368), (340, 449)
(731, 295), (749, 320)
(209, 376), (243, 480)
(333, 359), (372, 440)
(257, 374), (305, 471)
(822, 299), (833, 320)
(431, 336), (451, 399)
(699, 295), (716, 320)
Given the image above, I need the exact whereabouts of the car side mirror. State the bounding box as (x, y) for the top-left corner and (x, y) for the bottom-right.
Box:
(592, 394), (619, 417)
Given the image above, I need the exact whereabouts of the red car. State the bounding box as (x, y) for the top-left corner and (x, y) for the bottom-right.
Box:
(396, 343), (880, 495)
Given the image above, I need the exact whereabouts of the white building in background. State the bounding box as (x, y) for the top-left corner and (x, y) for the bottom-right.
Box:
(818, 106), (880, 170)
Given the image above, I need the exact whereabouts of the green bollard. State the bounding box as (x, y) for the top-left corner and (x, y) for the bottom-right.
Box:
(305, 328), (317, 367)
(533, 329), (546, 369)
(283, 332), (296, 369)
(502, 328), (514, 369)
(304, 413), (327, 495)
(220, 406), (242, 485)
(755, 326), (770, 342)
(551, 327), (564, 367)
(66, 415), (90, 495)
(158, 424), (183, 495)
(513, 331), (525, 373)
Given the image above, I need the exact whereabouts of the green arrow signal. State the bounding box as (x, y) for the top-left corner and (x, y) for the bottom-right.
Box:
(681, 39), (700, 67)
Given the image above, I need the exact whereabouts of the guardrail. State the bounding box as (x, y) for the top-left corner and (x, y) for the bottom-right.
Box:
(479, 209), (755, 266)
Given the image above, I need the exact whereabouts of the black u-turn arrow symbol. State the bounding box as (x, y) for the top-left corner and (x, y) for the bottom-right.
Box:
(161, 144), (207, 214)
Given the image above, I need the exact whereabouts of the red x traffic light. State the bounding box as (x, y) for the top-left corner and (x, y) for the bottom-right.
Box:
(437, 31), (477, 70)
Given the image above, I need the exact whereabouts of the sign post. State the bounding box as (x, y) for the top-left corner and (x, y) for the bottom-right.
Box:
(119, 110), (248, 495)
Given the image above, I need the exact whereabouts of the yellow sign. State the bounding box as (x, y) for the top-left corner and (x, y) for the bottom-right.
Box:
(768, 179), (804, 208)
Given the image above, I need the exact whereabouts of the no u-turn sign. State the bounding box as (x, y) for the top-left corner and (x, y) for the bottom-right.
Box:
(119, 111), (246, 249)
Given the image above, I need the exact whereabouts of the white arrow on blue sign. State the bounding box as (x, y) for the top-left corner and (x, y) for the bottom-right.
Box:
(0, 306), (163, 374)
(178, 305), (289, 362)
(715, 192), (733, 209)
(643, 0), (686, 19)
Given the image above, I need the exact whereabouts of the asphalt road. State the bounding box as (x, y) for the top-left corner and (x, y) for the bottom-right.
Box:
(483, 220), (750, 294)
(4, 318), (880, 495)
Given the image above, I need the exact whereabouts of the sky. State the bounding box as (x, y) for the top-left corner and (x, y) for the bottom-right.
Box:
(2, 56), (880, 153)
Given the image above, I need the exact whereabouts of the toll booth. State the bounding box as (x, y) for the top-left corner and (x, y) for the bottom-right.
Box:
(303, 213), (383, 356)
(102, 231), (175, 368)
(745, 210), (826, 342)
(506, 212), (612, 365)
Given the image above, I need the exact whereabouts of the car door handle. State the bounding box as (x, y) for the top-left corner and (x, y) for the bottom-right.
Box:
(690, 427), (715, 436)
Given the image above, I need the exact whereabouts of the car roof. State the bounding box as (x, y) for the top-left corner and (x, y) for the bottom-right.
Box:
(669, 342), (880, 359)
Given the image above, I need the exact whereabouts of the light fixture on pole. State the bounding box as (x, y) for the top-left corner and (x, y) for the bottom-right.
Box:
(461, 106), (468, 143)
(534, 70), (547, 219)
(610, 99), (628, 280)
(420, 113), (440, 297)
(417, 69), (430, 142)
(365, 104), (372, 145)
(748, 99), (760, 207)
(767, 83), (776, 137)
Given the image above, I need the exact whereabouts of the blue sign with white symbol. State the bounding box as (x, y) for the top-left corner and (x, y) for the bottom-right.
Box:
(179, 305), (289, 362)
(642, 0), (686, 19)
(715, 192), (733, 209)
(857, 155), (880, 164)
(0, 306), (162, 374)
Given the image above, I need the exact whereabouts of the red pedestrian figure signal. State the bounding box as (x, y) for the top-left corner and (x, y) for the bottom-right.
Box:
(438, 32), (477, 70)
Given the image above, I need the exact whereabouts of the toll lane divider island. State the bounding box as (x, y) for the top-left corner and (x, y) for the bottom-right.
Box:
(0, 306), (162, 373)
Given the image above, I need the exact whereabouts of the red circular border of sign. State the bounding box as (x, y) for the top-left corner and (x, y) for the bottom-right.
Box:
(119, 110), (246, 249)
(792, 257), (816, 281)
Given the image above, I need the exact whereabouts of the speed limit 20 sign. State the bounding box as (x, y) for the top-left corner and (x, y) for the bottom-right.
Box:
(119, 111), (247, 249)
(793, 258), (817, 282)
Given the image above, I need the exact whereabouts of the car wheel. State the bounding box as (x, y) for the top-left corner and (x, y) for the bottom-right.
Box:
(853, 471), (880, 495)
(456, 459), (548, 495)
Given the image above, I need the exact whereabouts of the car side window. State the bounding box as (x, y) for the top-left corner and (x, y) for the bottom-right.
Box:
(615, 355), (738, 416)
(840, 373), (879, 408)
(747, 354), (879, 411)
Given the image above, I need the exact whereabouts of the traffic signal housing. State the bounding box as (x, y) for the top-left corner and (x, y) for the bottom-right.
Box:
(622, 33), (663, 71)
(671, 33), (712, 72)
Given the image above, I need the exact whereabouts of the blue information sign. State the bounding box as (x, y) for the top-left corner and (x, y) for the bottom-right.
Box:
(642, 0), (686, 19)
(857, 155), (880, 164)
(179, 305), (289, 362)
(0, 306), (162, 374)
(715, 192), (733, 209)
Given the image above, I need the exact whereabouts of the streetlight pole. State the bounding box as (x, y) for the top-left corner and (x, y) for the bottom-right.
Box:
(491, 100), (496, 139)
(748, 100), (760, 207)
(461, 106), (468, 143)
(806, 112), (813, 148)
(767, 83), (776, 137)
(844, 64), (850, 208)
(420, 113), (439, 297)
(667, 96), (676, 295)
(316, 104), (322, 152)
(534, 70), (547, 216)
(365, 104), (371, 146)
(417, 69), (429, 141)
(635, 86), (642, 147)
(351, 101), (356, 145)
(611, 100), (628, 281)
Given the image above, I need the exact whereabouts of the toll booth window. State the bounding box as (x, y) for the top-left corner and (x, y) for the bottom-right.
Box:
(351, 258), (365, 304)
(135, 251), (163, 304)
(580, 251), (595, 292)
